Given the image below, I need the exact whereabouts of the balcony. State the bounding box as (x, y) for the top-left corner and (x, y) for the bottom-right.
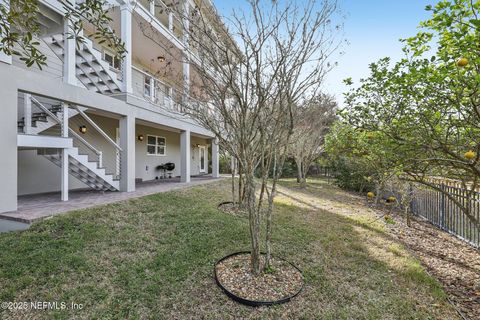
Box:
(136, 0), (184, 41)
(132, 67), (183, 113)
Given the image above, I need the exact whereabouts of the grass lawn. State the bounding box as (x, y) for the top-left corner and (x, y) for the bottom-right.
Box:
(0, 178), (459, 319)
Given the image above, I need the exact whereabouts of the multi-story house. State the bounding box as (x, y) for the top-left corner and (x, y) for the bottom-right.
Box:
(0, 0), (221, 216)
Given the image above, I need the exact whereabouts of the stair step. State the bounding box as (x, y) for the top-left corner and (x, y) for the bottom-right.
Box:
(43, 33), (122, 95)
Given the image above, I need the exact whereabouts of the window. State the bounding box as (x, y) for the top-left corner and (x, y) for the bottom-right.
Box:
(147, 135), (166, 156)
(103, 50), (120, 70)
(144, 75), (152, 98)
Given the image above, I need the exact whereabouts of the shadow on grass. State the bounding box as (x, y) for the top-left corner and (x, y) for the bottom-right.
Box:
(0, 180), (457, 319)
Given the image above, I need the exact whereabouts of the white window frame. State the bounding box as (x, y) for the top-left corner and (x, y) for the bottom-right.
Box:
(146, 134), (166, 156)
(102, 49), (120, 70)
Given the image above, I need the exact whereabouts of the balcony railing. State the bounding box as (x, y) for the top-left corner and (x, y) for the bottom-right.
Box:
(136, 0), (184, 40)
(132, 67), (183, 112)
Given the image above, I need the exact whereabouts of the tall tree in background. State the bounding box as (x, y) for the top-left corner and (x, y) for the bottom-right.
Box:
(290, 94), (337, 188)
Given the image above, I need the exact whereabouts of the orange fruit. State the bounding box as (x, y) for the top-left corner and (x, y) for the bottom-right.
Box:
(387, 196), (396, 203)
(465, 150), (476, 160)
(457, 57), (468, 67)
(367, 192), (375, 198)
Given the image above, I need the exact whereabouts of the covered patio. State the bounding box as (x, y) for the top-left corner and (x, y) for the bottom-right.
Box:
(0, 176), (218, 225)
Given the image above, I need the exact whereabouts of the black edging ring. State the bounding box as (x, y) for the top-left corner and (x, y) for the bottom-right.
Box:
(214, 251), (304, 307)
(217, 201), (237, 209)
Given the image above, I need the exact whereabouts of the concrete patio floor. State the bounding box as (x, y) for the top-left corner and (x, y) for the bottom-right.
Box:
(0, 176), (219, 225)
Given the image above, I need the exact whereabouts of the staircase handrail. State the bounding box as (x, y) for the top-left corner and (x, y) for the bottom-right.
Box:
(73, 106), (123, 152)
(30, 96), (62, 123)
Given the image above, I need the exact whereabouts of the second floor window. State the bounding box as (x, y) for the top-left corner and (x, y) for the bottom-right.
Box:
(103, 50), (120, 70)
(144, 76), (152, 98)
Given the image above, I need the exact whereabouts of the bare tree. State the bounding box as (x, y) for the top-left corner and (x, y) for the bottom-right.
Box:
(290, 94), (337, 188)
(158, 0), (342, 275)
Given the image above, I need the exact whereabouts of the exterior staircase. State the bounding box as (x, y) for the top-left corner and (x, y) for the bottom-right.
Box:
(38, 148), (119, 191)
(17, 99), (81, 134)
(18, 94), (121, 192)
(43, 33), (123, 95)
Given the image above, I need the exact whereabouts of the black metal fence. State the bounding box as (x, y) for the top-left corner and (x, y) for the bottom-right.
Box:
(408, 184), (480, 248)
(316, 167), (480, 248)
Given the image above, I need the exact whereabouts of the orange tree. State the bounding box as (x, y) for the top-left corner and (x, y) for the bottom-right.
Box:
(342, 0), (480, 228)
(324, 121), (401, 201)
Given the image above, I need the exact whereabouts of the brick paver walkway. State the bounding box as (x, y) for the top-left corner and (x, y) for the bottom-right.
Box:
(0, 176), (219, 223)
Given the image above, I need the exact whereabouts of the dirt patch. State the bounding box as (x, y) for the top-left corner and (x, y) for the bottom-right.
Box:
(218, 202), (248, 217)
(383, 212), (480, 319)
(215, 253), (303, 304)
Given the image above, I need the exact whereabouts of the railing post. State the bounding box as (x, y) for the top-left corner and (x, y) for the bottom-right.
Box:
(440, 184), (446, 229)
(168, 10), (174, 33)
(23, 93), (32, 134)
(409, 183), (415, 215)
(98, 151), (103, 168)
(149, 0), (155, 15)
(61, 103), (69, 201)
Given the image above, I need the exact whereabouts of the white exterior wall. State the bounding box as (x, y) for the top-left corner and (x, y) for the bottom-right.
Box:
(135, 125), (181, 180)
(135, 125), (208, 181)
(17, 120), (209, 196)
(12, 36), (63, 80)
(17, 150), (87, 195)
(0, 0), (220, 210)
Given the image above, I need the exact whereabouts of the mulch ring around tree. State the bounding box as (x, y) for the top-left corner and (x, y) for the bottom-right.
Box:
(217, 202), (248, 217)
(215, 252), (303, 306)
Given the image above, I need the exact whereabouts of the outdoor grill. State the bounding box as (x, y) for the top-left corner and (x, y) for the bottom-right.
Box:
(156, 162), (175, 179)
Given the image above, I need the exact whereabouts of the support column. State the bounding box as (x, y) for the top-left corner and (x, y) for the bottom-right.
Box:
(168, 11), (174, 33)
(23, 93), (32, 135)
(180, 130), (190, 183)
(0, 72), (17, 212)
(182, 53), (190, 104)
(211, 138), (220, 178)
(119, 115), (135, 191)
(121, 4), (133, 94)
(63, 0), (76, 85)
(61, 103), (69, 201)
(0, 0), (12, 64)
(182, 0), (190, 105)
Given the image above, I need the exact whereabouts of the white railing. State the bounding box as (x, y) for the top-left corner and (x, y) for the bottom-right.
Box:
(23, 94), (120, 179)
(132, 67), (183, 112)
(136, 0), (183, 40)
(73, 106), (122, 179)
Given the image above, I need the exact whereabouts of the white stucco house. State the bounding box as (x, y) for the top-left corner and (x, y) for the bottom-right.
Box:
(0, 0), (222, 215)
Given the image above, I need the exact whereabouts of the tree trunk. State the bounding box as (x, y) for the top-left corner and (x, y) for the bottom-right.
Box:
(374, 184), (381, 204)
(299, 161), (307, 188)
(405, 206), (411, 227)
(231, 159), (236, 204)
(245, 170), (261, 275)
(296, 159), (302, 184)
(238, 165), (244, 206)
(265, 170), (277, 270)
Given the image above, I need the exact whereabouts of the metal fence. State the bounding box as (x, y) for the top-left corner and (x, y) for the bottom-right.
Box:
(316, 167), (480, 248)
(408, 184), (480, 248)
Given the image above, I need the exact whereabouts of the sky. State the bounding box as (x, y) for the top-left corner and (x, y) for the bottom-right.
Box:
(213, 0), (437, 107)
